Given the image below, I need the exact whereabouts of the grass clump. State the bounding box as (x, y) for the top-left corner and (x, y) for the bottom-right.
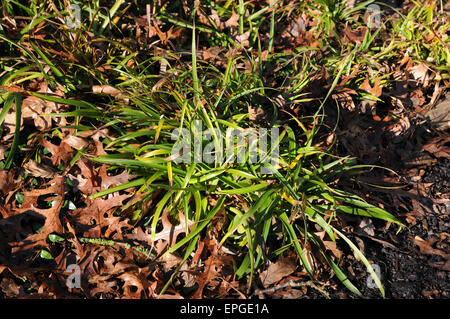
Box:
(1, 0), (447, 298)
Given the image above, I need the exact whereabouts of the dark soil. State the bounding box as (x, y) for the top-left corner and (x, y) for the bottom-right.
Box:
(327, 123), (449, 299)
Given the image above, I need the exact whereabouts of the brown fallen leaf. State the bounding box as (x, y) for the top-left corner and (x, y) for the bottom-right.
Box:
(0, 170), (16, 195)
(191, 240), (221, 299)
(21, 97), (54, 131)
(388, 116), (410, 137)
(38, 136), (74, 167)
(92, 85), (127, 99)
(0, 277), (24, 298)
(161, 253), (183, 272)
(10, 176), (65, 252)
(224, 10), (240, 29)
(357, 217), (375, 236)
(248, 104), (267, 122)
(0, 83), (67, 140)
(69, 193), (132, 239)
(422, 141), (450, 159)
(0, 145), (6, 161)
(360, 77), (382, 113)
(63, 134), (89, 150)
(361, 77), (382, 99)
(127, 209), (194, 247)
(425, 97), (450, 131)
(342, 24), (367, 43)
(259, 258), (297, 288)
(322, 240), (342, 259)
(332, 91), (356, 111)
(117, 270), (150, 299)
(208, 9), (222, 28)
(22, 159), (60, 179)
(234, 31), (250, 47)
(409, 62), (430, 86)
(97, 165), (135, 190)
(413, 236), (450, 259)
(287, 16), (307, 37)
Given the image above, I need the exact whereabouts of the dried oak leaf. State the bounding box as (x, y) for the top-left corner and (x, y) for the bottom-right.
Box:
(69, 159), (134, 196)
(222, 10), (240, 29)
(10, 176), (65, 252)
(69, 194), (132, 239)
(38, 136), (74, 167)
(126, 209), (194, 250)
(208, 9), (222, 28)
(84, 246), (154, 298)
(191, 239), (221, 299)
(117, 270), (151, 299)
(361, 78), (382, 99)
(234, 31), (250, 47)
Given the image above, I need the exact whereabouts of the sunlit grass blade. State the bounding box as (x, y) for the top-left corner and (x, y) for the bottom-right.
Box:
(4, 93), (22, 169)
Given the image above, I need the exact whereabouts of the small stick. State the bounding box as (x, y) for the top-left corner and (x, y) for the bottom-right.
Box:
(253, 280), (329, 298)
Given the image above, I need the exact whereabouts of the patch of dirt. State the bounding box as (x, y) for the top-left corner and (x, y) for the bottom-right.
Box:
(325, 101), (450, 298)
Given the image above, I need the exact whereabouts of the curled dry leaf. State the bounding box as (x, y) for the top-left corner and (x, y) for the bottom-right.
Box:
(0, 145), (6, 161)
(323, 240), (342, 259)
(92, 85), (128, 100)
(117, 271), (150, 298)
(21, 97), (55, 131)
(288, 16), (307, 37)
(357, 217), (375, 236)
(208, 9), (221, 28)
(77, 245), (151, 298)
(421, 136), (450, 159)
(68, 159), (135, 196)
(63, 134), (89, 149)
(248, 104), (267, 122)
(98, 165), (135, 190)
